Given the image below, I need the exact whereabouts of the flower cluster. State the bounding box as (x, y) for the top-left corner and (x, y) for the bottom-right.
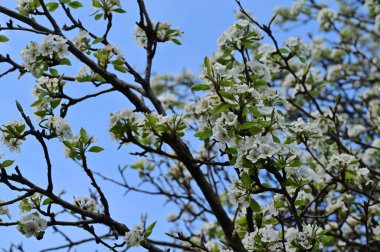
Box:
(45, 116), (73, 140)
(242, 223), (324, 251)
(16, 0), (39, 16)
(283, 37), (308, 54)
(20, 35), (69, 76)
(94, 44), (124, 70)
(218, 19), (262, 50)
(134, 22), (183, 48)
(0, 120), (25, 152)
(92, 0), (124, 16)
(63, 128), (99, 159)
(17, 213), (48, 239)
(31, 77), (64, 119)
(19, 193), (42, 213)
(73, 197), (99, 213)
(76, 66), (90, 81)
(124, 225), (144, 247)
(317, 8), (337, 31)
(72, 30), (90, 51)
(109, 109), (186, 143)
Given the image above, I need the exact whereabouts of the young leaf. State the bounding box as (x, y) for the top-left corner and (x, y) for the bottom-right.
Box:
(250, 198), (261, 212)
(0, 35), (9, 42)
(42, 198), (52, 205)
(144, 221), (157, 238)
(92, 0), (101, 7)
(68, 1), (83, 8)
(204, 56), (212, 78)
(88, 146), (104, 153)
(46, 2), (59, 12)
(60, 58), (72, 66)
(1, 160), (14, 168)
(191, 84), (210, 91)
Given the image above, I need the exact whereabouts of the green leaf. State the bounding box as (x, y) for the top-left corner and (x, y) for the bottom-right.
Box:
(204, 56), (212, 78)
(254, 213), (263, 228)
(51, 99), (61, 109)
(88, 146), (104, 153)
(49, 68), (59, 77)
(345, 170), (356, 180)
(295, 199), (306, 206)
(144, 221), (157, 238)
(191, 84), (210, 91)
(211, 103), (232, 114)
(1, 160), (14, 168)
(95, 13), (103, 20)
(235, 216), (247, 226)
(80, 128), (87, 140)
(274, 199), (284, 208)
(272, 134), (281, 143)
(34, 110), (47, 117)
(113, 59), (124, 65)
(248, 126), (262, 135)
(194, 130), (212, 140)
(320, 235), (334, 244)
(284, 138), (295, 144)
(46, 2), (59, 12)
(218, 90), (235, 100)
(92, 37), (104, 44)
(312, 242), (320, 252)
(114, 64), (127, 73)
(68, 1), (83, 8)
(112, 8), (126, 13)
(42, 198), (52, 205)
(59, 58), (72, 66)
(264, 218), (278, 224)
(279, 48), (289, 54)
(250, 198), (261, 212)
(241, 173), (252, 186)
(63, 140), (73, 149)
(254, 79), (268, 87)
(298, 56), (306, 63)
(171, 38), (181, 45)
(92, 0), (101, 7)
(290, 157), (302, 167)
(237, 122), (259, 130)
(0, 35), (9, 42)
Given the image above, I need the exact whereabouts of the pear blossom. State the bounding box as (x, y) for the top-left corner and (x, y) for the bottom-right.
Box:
(124, 225), (144, 247)
(1, 120), (25, 152)
(0, 199), (12, 219)
(17, 214), (48, 238)
(317, 8), (337, 30)
(74, 197), (99, 212)
(45, 116), (73, 140)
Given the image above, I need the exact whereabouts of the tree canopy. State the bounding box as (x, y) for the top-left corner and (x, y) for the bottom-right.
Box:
(0, 0), (380, 251)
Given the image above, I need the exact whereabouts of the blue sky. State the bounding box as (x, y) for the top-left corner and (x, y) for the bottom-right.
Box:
(0, 0), (293, 251)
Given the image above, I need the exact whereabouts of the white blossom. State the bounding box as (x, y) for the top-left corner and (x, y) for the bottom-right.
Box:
(0, 199), (12, 219)
(124, 225), (144, 247)
(76, 66), (89, 80)
(73, 30), (89, 50)
(317, 8), (337, 30)
(1, 120), (25, 152)
(218, 19), (261, 49)
(46, 116), (73, 140)
(259, 226), (279, 243)
(17, 214), (48, 238)
(283, 37), (308, 54)
(74, 197), (99, 212)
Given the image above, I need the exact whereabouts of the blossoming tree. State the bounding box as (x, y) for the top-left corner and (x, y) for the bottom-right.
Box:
(0, 0), (380, 251)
